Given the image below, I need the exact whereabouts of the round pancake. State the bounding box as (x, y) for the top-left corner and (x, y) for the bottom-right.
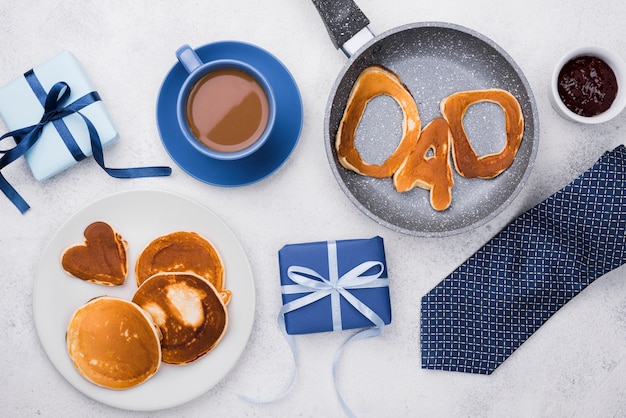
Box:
(135, 231), (230, 304)
(132, 272), (228, 365)
(66, 296), (161, 390)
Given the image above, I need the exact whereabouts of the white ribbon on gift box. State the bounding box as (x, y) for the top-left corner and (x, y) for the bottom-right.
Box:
(281, 240), (388, 331)
(240, 240), (389, 418)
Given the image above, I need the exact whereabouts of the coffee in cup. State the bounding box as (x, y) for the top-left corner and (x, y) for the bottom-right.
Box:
(176, 45), (276, 160)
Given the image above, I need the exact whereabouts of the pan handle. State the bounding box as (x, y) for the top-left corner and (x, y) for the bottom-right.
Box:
(311, 0), (374, 57)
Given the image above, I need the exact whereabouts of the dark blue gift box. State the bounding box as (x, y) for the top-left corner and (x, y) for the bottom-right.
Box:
(279, 236), (392, 335)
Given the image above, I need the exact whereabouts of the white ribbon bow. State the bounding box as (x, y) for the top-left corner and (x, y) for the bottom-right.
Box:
(281, 240), (388, 332)
(239, 240), (389, 418)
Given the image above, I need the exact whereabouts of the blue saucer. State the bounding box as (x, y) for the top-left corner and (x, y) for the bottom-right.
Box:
(156, 41), (303, 186)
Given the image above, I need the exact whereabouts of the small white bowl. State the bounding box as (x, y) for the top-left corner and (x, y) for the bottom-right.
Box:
(550, 45), (626, 124)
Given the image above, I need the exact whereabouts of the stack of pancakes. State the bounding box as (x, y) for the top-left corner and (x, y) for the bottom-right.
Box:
(63, 225), (230, 390)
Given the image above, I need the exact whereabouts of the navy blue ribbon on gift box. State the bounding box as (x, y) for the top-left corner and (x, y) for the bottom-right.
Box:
(0, 70), (171, 214)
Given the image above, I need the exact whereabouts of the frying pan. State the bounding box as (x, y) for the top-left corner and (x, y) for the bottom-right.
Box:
(312, 0), (539, 237)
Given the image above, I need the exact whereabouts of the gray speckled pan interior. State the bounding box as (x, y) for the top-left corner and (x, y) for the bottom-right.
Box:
(325, 22), (539, 237)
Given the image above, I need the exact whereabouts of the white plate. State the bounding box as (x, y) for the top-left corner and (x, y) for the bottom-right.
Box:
(32, 190), (256, 411)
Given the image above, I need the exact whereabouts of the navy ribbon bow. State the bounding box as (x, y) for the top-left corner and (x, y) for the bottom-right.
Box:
(0, 70), (171, 214)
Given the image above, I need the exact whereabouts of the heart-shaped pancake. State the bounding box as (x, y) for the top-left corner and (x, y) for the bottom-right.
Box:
(61, 221), (128, 286)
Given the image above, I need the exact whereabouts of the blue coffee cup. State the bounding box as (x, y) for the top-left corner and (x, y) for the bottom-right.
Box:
(176, 44), (276, 160)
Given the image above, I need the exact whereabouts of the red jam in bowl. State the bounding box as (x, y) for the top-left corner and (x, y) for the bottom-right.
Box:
(557, 55), (618, 117)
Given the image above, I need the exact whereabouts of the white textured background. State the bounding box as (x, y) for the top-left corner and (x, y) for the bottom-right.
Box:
(1, 0), (625, 416)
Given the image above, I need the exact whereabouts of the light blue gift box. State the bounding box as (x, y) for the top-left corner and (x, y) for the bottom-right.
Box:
(0, 50), (118, 181)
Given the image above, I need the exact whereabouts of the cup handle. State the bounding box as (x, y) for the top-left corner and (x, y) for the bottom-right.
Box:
(176, 45), (203, 73)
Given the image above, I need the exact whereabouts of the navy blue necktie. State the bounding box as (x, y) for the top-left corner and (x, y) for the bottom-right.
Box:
(421, 144), (626, 374)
